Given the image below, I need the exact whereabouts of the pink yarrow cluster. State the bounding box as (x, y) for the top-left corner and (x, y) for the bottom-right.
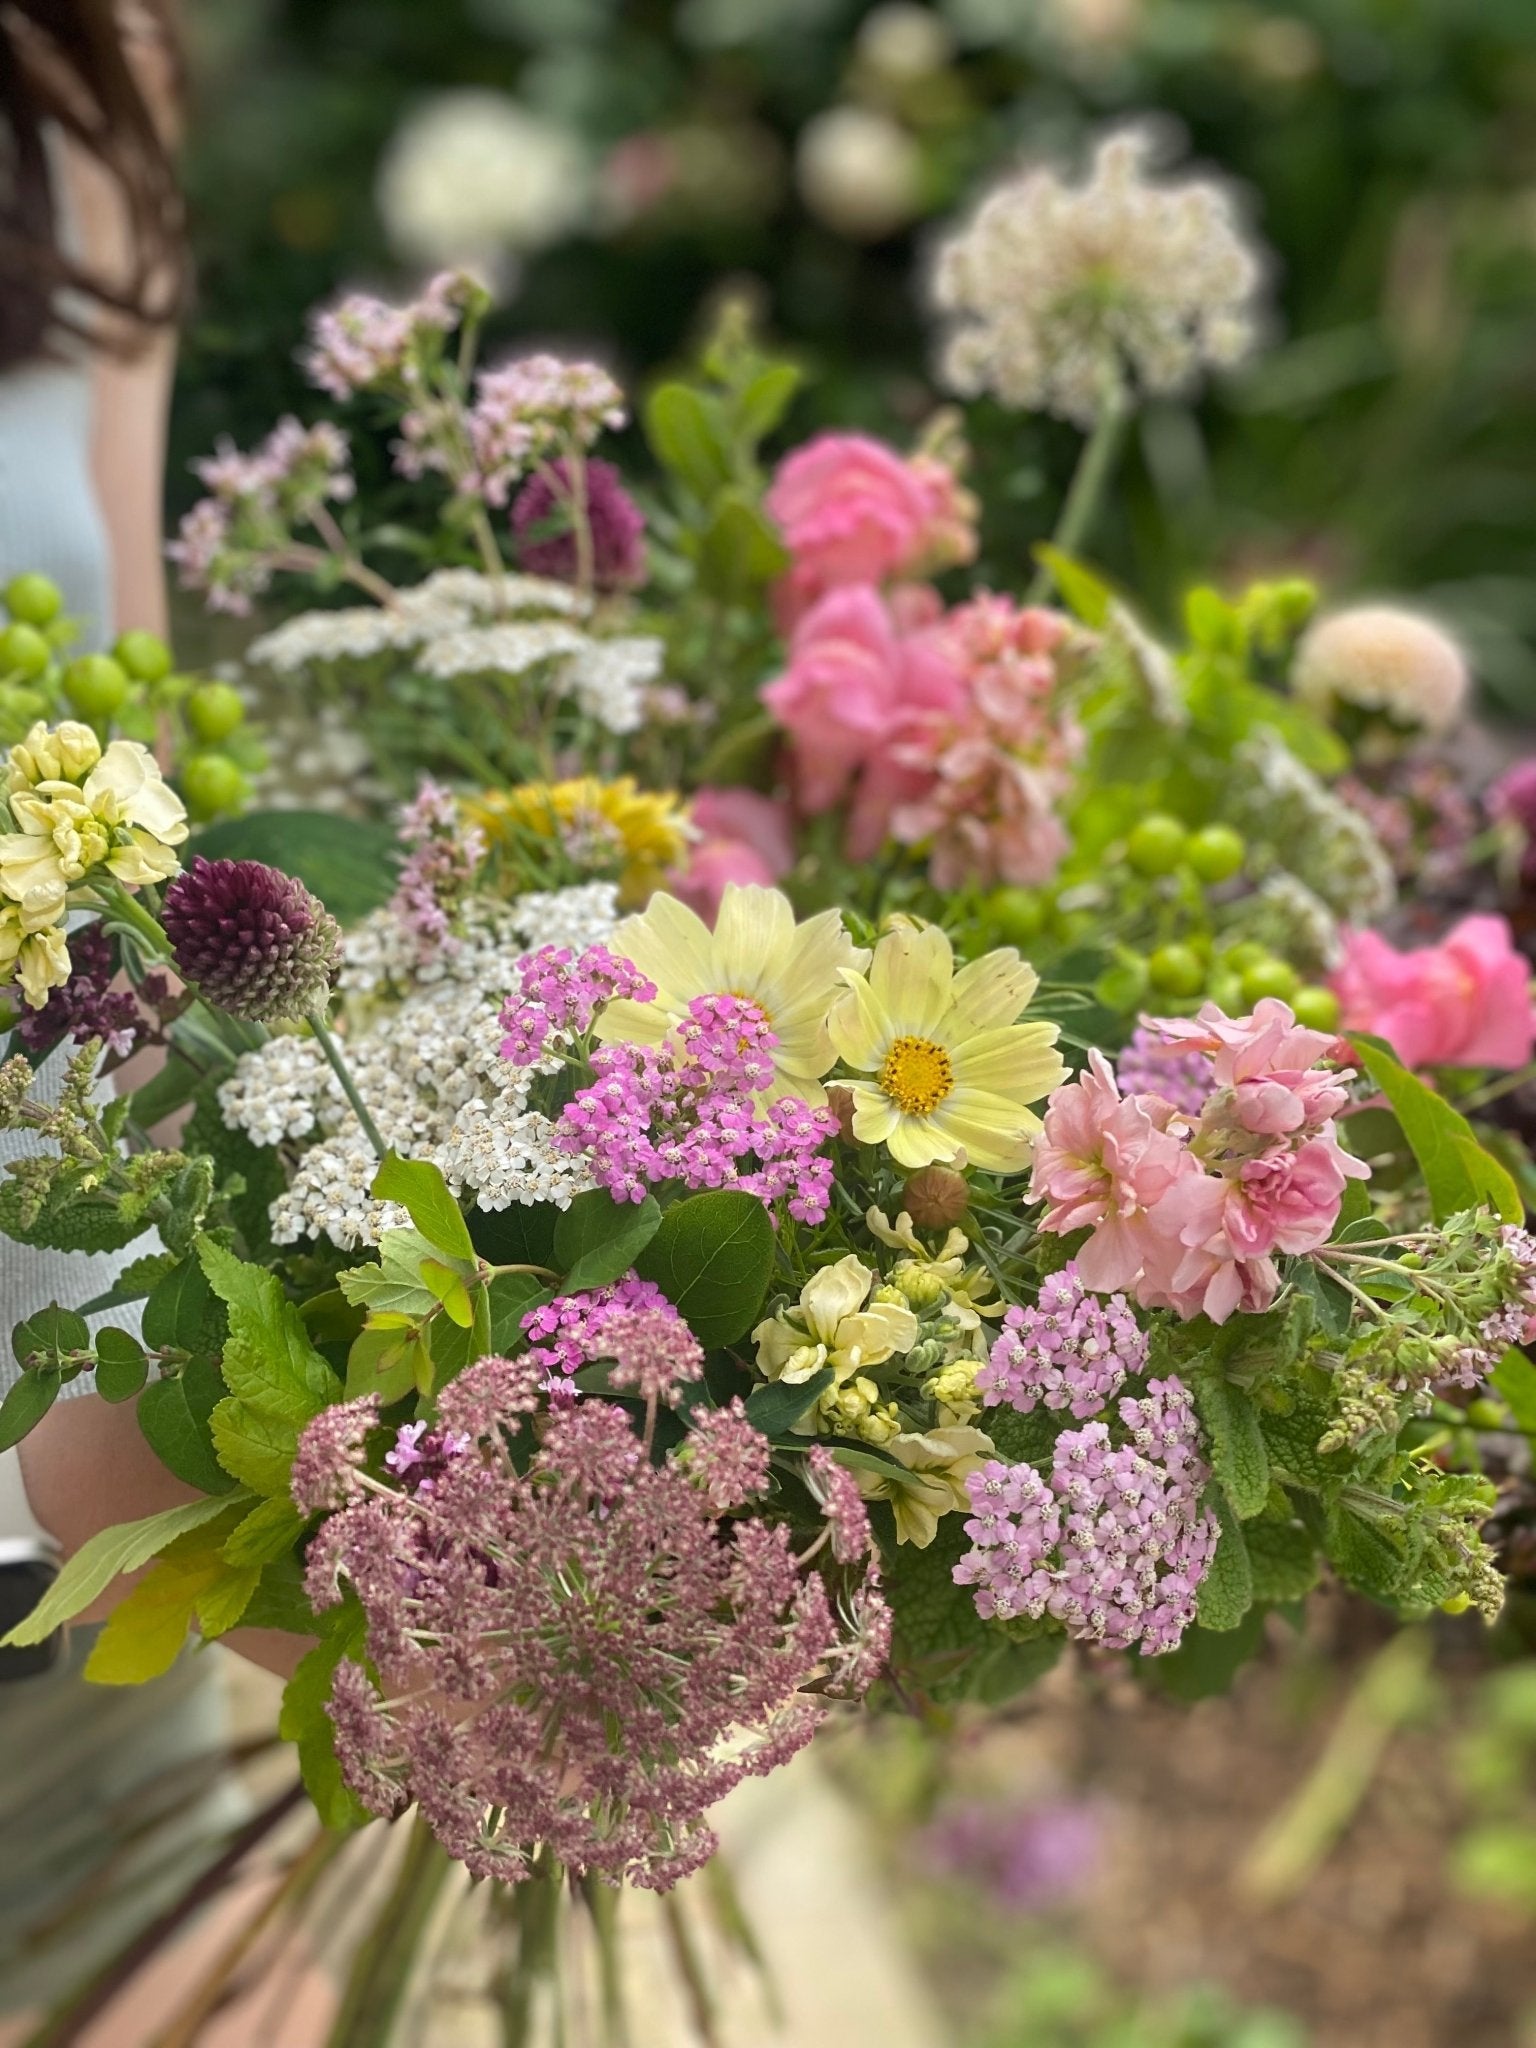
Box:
(522, 1274), (680, 1378)
(762, 582), (1080, 890)
(292, 1357), (890, 1887)
(499, 952), (838, 1222)
(167, 417), (355, 616)
(954, 1376), (1216, 1654)
(1031, 1000), (1369, 1323)
(979, 1264), (1147, 1420)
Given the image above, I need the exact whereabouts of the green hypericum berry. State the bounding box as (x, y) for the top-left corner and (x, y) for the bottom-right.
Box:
(1223, 940), (1269, 973)
(1292, 985), (1341, 1031)
(1094, 954), (1150, 1012)
(983, 886), (1044, 945)
(113, 629), (173, 684)
(1126, 813), (1188, 877)
(62, 653), (130, 718)
(1149, 943), (1205, 997)
(4, 572), (63, 627)
(1206, 971), (1246, 1015)
(1240, 956), (1300, 1004)
(1186, 824), (1246, 884)
(181, 753), (247, 819)
(0, 622), (51, 680)
(186, 681), (246, 744)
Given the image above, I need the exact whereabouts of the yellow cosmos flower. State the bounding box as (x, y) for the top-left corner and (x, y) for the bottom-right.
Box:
(828, 922), (1066, 1173)
(752, 1254), (918, 1386)
(597, 883), (869, 1107)
(468, 776), (690, 906)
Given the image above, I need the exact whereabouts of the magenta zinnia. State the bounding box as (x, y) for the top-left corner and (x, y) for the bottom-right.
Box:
(162, 856), (342, 1022)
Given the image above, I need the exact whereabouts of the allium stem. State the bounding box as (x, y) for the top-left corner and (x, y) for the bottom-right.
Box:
(307, 1007), (390, 1159)
(1029, 389), (1130, 603)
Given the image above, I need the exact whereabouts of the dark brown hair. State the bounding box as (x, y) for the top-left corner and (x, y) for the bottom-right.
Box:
(0, 0), (186, 369)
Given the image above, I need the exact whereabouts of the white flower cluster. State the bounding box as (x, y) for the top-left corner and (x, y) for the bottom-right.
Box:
(245, 569), (664, 737)
(224, 883), (619, 1247)
(1292, 605), (1470, 737)
(932, 125), (1263, 426)
(1231, 731), (1396, 927)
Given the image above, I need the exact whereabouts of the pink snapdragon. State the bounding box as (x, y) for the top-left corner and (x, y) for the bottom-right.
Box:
(1330, 914), (1536, 1071)
(1032, 1003), (1368, 1324)
(766, 431), (976, 624)
(670, 787), (795, 923)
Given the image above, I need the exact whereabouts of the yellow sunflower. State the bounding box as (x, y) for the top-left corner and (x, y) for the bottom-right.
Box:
(596, 883), (868, 1106)
(468, 776), (690, 906)
(828, 921), (1065, 1172)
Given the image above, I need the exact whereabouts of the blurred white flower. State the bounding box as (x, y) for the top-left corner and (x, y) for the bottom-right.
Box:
(857, 4), (954, 82)
(376, 90), (589, 279)
(931, 124), (1264, 426)
(1292, 605), (1471, 736)
(797, 105), (922, 240)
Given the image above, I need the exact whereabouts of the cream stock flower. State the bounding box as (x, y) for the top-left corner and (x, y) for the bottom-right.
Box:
(829, 923), (1066, 1172)
(752, 1254), (918, 1387)
(853, 1425), (994, 1547)
(599, 883), (869, 1107)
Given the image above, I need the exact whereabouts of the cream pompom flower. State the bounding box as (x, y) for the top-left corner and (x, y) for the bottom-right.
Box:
(752, 1254), (918, 1387)
(597, 883), (868, 1106)
(828, 922), (1066, 1172)
(1291, 604), (1469, 737)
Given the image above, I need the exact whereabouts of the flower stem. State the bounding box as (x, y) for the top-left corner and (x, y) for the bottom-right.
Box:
(1027, 392), (1131, 604)
(307, 1006), (389, 1159)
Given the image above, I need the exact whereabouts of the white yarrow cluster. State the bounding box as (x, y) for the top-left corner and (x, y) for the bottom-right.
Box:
(418, 620), (589, 681)
(932, 125), (1263, 425)
(245, 569), (590, 676)
(225, 884), (618, 1246)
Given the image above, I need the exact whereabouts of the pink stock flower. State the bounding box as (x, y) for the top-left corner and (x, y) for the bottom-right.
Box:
(760, 584), (966, 834)
(670, 787), (795, 923)
(766, 432), (976, 624)
(1330, 914), (1536, 1071)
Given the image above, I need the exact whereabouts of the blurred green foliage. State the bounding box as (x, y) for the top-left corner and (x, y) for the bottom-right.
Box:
(176, 0), (1536, 709)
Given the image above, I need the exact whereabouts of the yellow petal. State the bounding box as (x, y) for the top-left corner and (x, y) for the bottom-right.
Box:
(800, 1255), (876, 1342)
(827, 971), (893, 1073)
(869, 923), (954, 1040)
(931, 1085), (1043, 1172)
(711, 883), (795, 995)
(607, 891), (715, 1008)
(949, 947), (1039, 1034)
(949, 1022), (1066, 1101)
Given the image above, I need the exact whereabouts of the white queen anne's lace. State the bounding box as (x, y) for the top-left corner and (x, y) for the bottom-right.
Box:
(932, 126), (1264, 426)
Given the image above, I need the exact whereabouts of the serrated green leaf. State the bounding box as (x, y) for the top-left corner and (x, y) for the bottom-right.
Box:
(0, 1368), (59, 1450)
(1259, 1399), (1341, 1490)
(744, 1368), (833, 1439)
(210, 1397), (305, 1498)
(634, 1190), (774, 1348)
(1197, 1491), (1254, 1632)
(555, 1189), (662, 1293)
(337, 1230), (442, 1319)
(2, 1490), (249, 1646)
(139, 1355), (236, 1495)
(1194, 1372), (1271, 1519)
(1328, 1505), (1404, 1603)
(197, 1237), (334, 1421)
(371, 1156), (476, 1263)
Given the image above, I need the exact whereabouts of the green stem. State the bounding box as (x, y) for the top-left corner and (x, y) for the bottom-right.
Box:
(307, 1007), (389, 1159)
(1456, 1059), (1536, 1113)
(1027, 392), (1131, 604)
(323, 1815), (454, 2048)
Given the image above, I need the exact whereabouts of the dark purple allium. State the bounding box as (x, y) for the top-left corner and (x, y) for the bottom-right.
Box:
(511, 457), (646, 589)
(162, 856), (342, 1022)
(17, 921), (144, 1061)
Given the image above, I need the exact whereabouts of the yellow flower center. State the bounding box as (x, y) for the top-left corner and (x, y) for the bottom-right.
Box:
(879, 1035), (954, 1116)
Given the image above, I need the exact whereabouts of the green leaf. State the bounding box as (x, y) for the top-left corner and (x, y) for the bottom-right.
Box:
(1244, 1514), (1321, 1603)
(95, 1331), (148, 1403)
(634, 1190), (775, 1349)
(744, 1368), (834, 1439)
(555, 1189), (662, 1293)
(13, 1305), (88, 1366)
(1197, 1491), (1254, 1632)
(210, 1397), (307, 1498)
(642, 382), (733, 499)
(733, 361), (801, 446)
(1193, 1372), (1271, 1520)
(697, 492), (790, 603)
(139, 1356), (238, 1495)
(344, 1323), (417, 1405)
(337, 1230), (443, 1320)
(1291, 1258), (1353, 1340)
(485, 1269), (546, 1352)
(189, 809), (398, 924)
(1328, 1505), (1404, 1603)
(1494, 1348), (1536, 1439)
(420, 1259), (474, 1328)
(883, 1512), (1063, 1705)
(280, 1609), (370, 1831)
(1, 1491), (249, 1647)
(1350, 1036), (1521, 1224)
(197, 1237), (335, 1419)
(85, 1512), (259, 1684)
(223, 1495), (309, 1568)
(370, 1156), (476, 1263)
(0, 1368), (59, 1450)
(1032, 544), (1113, 627)
(142, 1257), (228, 1357)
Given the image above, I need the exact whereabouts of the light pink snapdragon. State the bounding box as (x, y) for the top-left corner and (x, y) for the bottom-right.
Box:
(1330, 913), (1536, 1071)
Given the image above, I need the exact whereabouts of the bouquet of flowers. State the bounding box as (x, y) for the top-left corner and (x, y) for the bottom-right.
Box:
(3, 123), (1534, 2009)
